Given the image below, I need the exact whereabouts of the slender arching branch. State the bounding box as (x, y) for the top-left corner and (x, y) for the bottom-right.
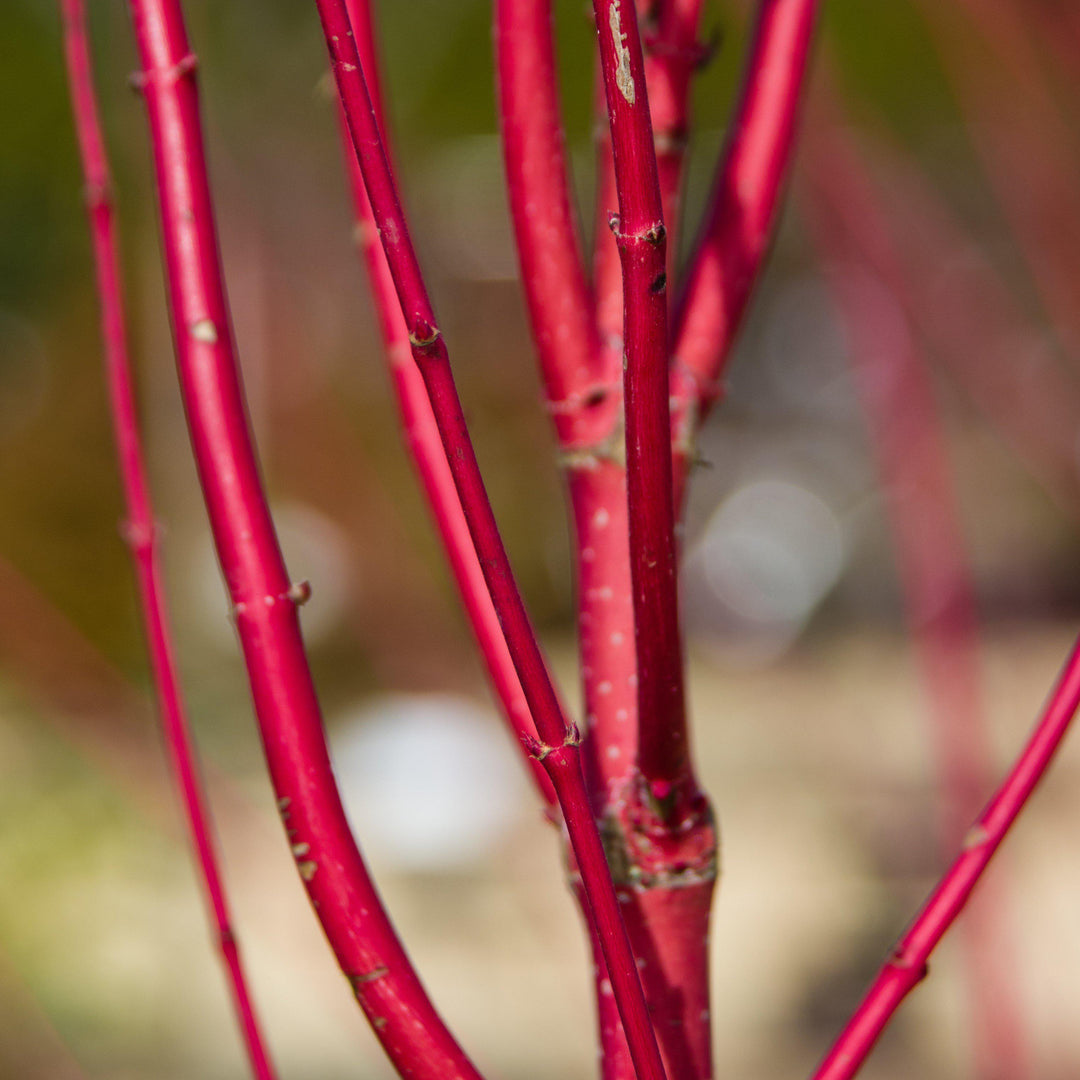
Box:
(60, 3), (278, 1076)
(317, 2), (668, 1075)
(670, 0), (820, 481)
(125, 2), (487, 1076)
(340, 0), (556, 809)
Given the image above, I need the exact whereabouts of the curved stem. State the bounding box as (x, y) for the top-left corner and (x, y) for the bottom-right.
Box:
(339, 0), (556, 810)
(318, 3), (667, 1075)
(809, 629), (1080, 1080)
(60, 4), (277, 1077)
(670, 0), (820, 481)
(125, 3), (485, 1077)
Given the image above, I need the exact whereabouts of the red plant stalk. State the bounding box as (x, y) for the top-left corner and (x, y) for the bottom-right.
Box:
(318, 3), (667, 1076)
(339, 0), (555, 809)
(916, 0), (1080, 360)
(809, 628), (1080, 1080)
(670, 0), (820, 489)
(494, 0), (613, 451)
(59, 4), (277, 1077)
(592, 0), (689, 811)
(583, 6), (719, 1080)
(125, 3), (486, 1077)
(592, 0), (708, 356)
(812, 115), (1080, 519)
(810, 216), (1027, 1078)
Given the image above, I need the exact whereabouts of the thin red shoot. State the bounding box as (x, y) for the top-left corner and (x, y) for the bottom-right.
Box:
(810, 629), (1080, 1080)
(59, 4), (277, 1076)
(125, 2), (485, 1076)
(671, 0), (820, 472)
(339, 0), (555, 809)
(494, 0), (612, 452)
(592, 0), (690, 807)
(317, 3), (667, 1076)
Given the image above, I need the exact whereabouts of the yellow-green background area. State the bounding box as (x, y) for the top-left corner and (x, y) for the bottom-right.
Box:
(3, 1), (1080, 1077)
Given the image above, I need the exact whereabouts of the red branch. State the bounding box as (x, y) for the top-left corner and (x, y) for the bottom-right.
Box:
(809, 629), (1080, 1080)
(318, 2), (667, 1075)
(60, 4), (277, 1077)
(809, 214), (1029, 1080)
(592, 0), (690, 807)
(494, 0), (612, 451)
(339, 0), (555, 809)
(670, 0), (820, 477)
(125, 3), (485, 1077)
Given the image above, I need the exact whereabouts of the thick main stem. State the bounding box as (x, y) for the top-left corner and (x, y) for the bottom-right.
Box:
(810, 629), (1080, 1080)
(318, 3), (667, 1075)
(59, 4), (277, 1077)
(125, 3), (484, 1077)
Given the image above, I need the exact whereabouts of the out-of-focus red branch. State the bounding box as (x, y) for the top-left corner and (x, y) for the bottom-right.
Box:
(340, 0), (555, 810)
(60, 4), (277, 1077)
(125, 3), (485, 1077)
(318, 3), (666, 1075)
(809, 628), (1080, 1080)
(916, 0), (1080, 360)
(807, 153), (1029, 1077)
(670, 0), (820, 483)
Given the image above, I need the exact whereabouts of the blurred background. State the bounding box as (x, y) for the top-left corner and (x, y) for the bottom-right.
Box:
(4, 0), (1080, 1076)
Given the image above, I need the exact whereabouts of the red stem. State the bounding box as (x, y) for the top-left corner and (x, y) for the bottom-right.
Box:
(125, 3), (485, 1077)
(808, 112), (1080, 519)
(809, 628), (1080, 1080)
(339, 0), (556, 810)
(59, 5), (277, 1077)
(592, 0), (690, 805)
(916, 0), (1080, 360)
(593, 0), (707, 365)
(494, 0), (614, 452)
(670, 0), (819, 481)
(318, 3), (667, 1075)
(810, 226), (1028, 1080)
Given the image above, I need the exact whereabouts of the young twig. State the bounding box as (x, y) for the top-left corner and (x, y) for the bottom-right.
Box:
(318, 2), (667, 1075)
(59, 4), (277, 1076)
(592, 0), (690, 812)
(809, 628), (1080, 1080)
(339, 0), (556, 809)
(125, 2), (485, 1076)
(670, 0), (820, 479)
(810, 210), (1028, 1080)
(494, 0), (613, 451)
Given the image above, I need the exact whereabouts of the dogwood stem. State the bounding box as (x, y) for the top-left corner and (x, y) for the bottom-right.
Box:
(126, 2), (486, 1076)
(671, 0), (820, 480)
(339, 0), (555, 809)
(810, 629), (1080, 1080)
(59, 4), (277, 1076)
(318, 3), (667, 1075)
(592, 0), (690, 808)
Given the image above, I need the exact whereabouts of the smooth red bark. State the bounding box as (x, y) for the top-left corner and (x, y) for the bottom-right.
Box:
(60, 4), (277, 1076)
(339, 0), (556, 809)
(126, 3), (485, 1077)
(810, 630), (1080, 1080)
(318, 2), (667, 1075)
(671, 0), (820, 483)
(592, 0), (690, 807)
(495, 0), (615, 452)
